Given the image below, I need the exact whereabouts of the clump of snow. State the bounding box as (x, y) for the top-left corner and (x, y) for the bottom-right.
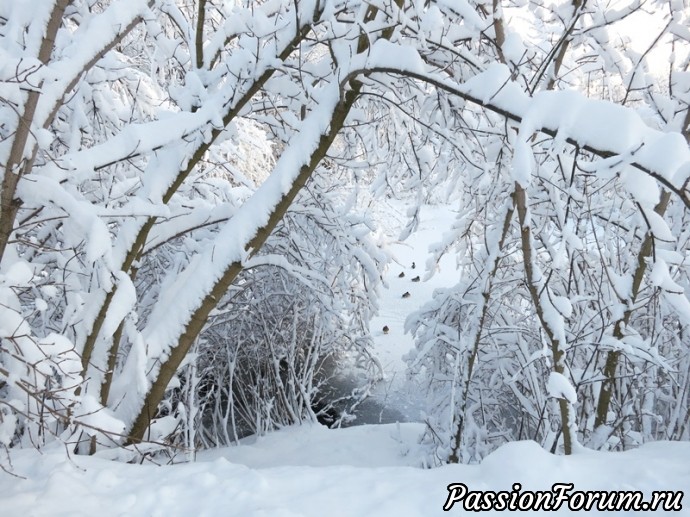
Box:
(74, 395), (126, 438)
(640, 208), (675, 242)
(2, 260), (33, 285)
(101, 272), (136, 338)
(547, 371), (577, 404)
(551, 296), (572, 319)
(649, 259), (683, 293)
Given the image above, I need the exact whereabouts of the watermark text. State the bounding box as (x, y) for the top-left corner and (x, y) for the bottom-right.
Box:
(443, 482), (683, 512)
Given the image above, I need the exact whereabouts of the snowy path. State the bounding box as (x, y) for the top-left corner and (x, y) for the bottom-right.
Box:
(359, 202), (459, 423)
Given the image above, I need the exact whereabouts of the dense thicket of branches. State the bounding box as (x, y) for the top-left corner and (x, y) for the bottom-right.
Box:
(0, 0), (688, 465)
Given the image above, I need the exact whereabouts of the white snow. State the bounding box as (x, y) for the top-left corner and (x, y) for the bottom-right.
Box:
(100, 272), (136, 339)
(649, 259), (684, 293)
(74, 395), (126, 439)
(1, 423), (688, 516)
(640, 208), (675, 243)
(367, 201), (459, 421)
(547, 371), (578, 405)
(369, 60), (690, 197)
(2, 260), (33, 285)
(551, 296), (573, 319)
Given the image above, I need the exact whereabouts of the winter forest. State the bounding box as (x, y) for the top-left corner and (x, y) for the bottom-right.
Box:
(1, 0), (690, 514)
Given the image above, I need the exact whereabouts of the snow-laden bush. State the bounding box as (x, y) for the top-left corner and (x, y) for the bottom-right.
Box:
(162, 176), (385, 448)
(404, 0), (690, 463)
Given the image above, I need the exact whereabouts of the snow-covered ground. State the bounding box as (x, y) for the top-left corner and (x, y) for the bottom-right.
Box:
(2, 423), (689, 516)
(2, 202), (689, 516)
(317, 201), (459, 426)
(366, 202), (458, 422)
